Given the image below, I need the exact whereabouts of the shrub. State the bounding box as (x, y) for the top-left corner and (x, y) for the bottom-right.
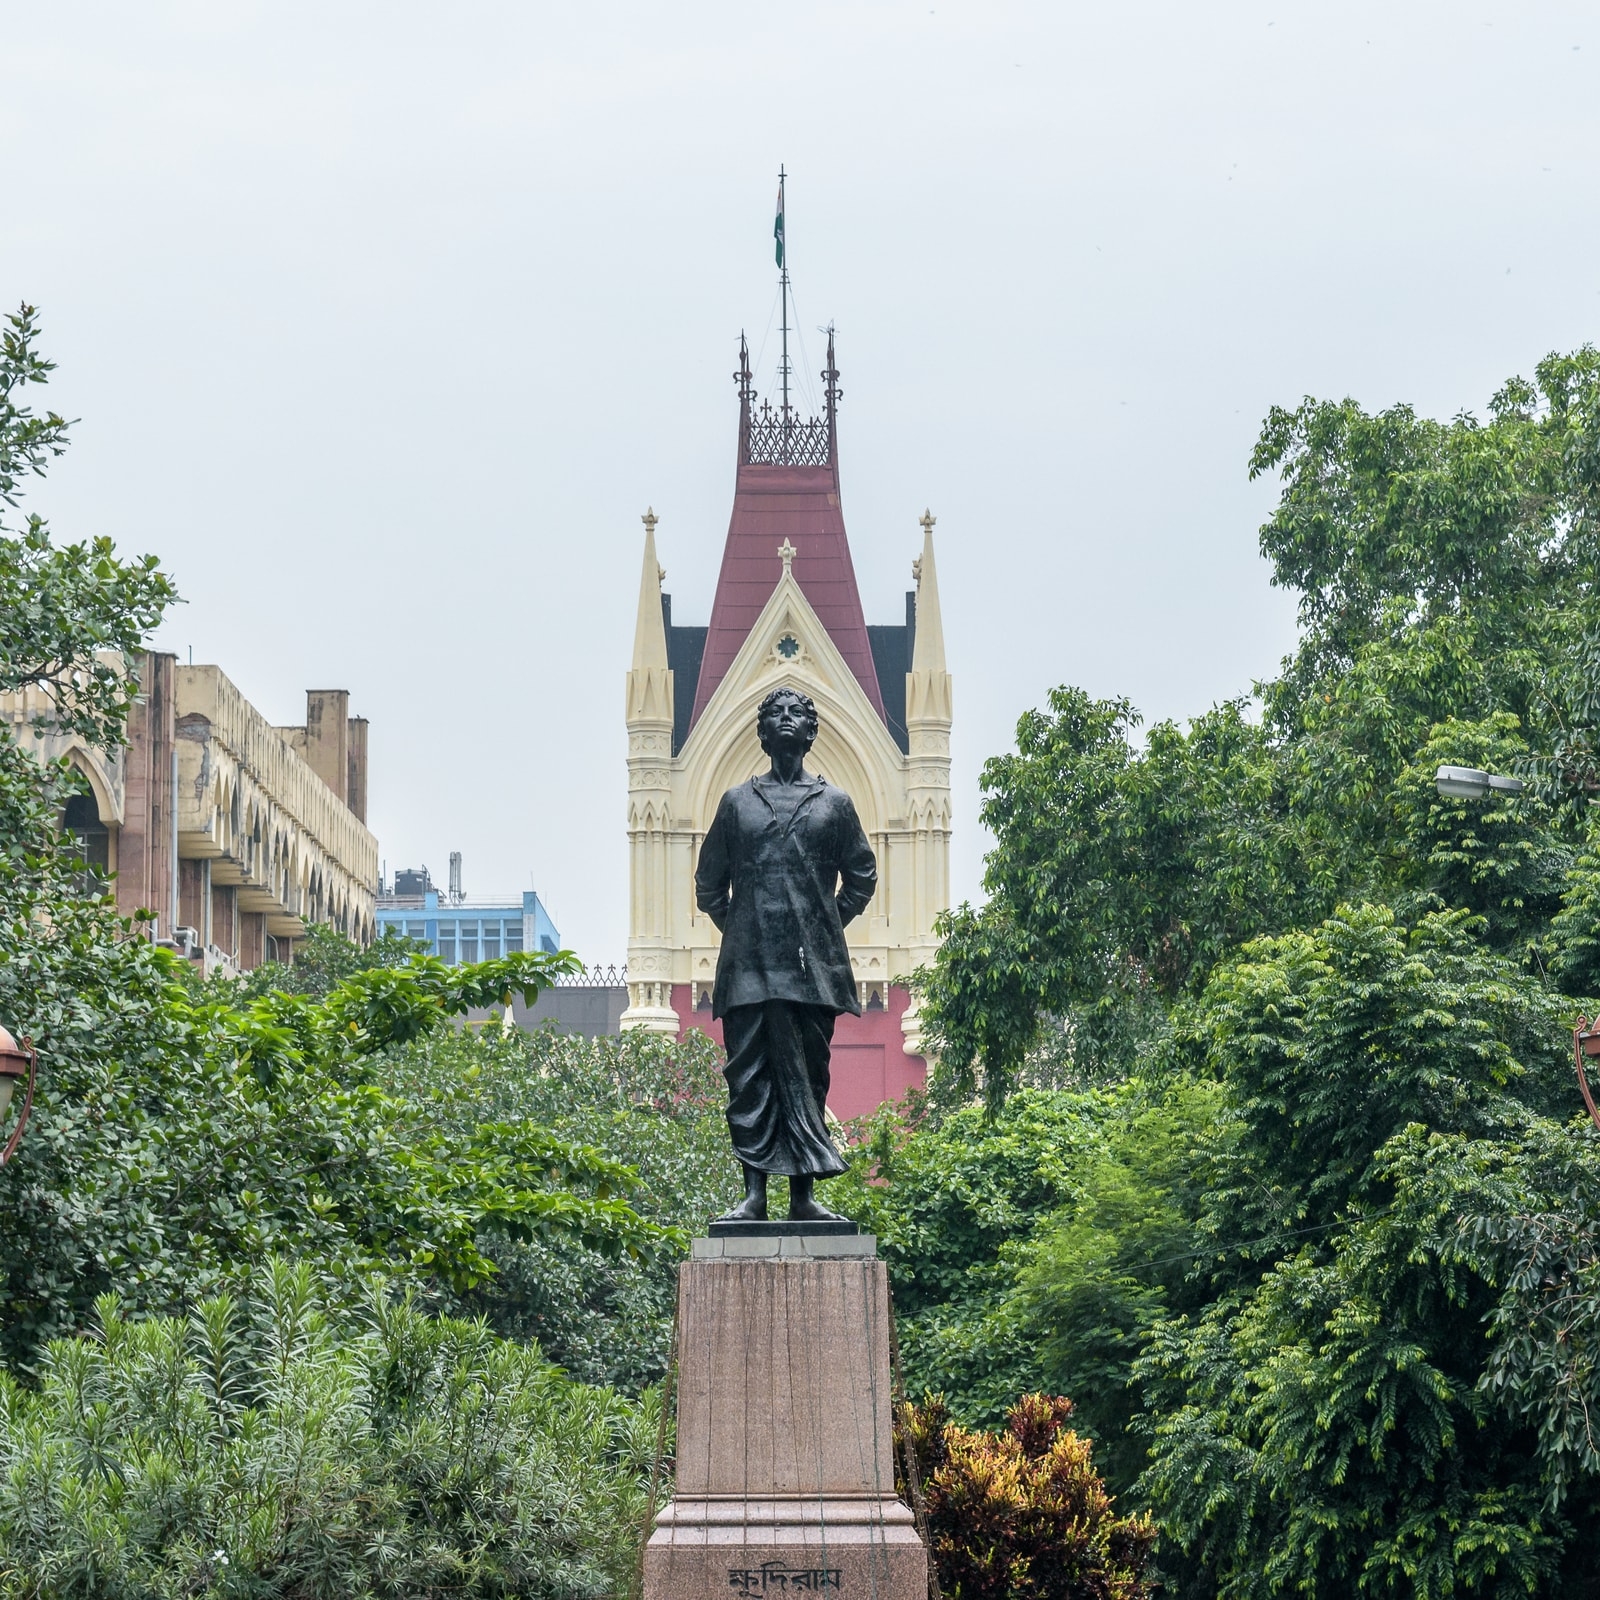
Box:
(896, 1392), (1155, 1599)
(0, 1259), (659, 1599)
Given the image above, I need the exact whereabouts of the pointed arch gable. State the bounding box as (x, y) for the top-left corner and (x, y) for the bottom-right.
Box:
(680, 570), (904, 832)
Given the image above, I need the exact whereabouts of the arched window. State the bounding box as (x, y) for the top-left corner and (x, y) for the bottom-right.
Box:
(63, 792), (109, 879)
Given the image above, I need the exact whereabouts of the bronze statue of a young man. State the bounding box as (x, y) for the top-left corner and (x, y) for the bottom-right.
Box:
(695, 686), (877, 1223)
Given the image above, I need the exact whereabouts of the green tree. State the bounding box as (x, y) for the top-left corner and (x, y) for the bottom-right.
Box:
(1189, 905), (1568, 1260)
(0, 317), (653, 1372)
(921, 696), (1303, 1109)
(0, 304), (176, 750)
(829, 1080), (1217, 1493)
(832, 1090), (1150, 1435)
(1017, 1076), (1222, 1493)
(914, 346), (1600, 1592)
(1134, 909), (1587, 1597)
(923, 348), (1600, 1110)
(1249, 357), (1600, 745)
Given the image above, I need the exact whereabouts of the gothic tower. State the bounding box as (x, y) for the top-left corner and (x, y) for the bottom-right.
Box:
(622, 331), (953, 1116)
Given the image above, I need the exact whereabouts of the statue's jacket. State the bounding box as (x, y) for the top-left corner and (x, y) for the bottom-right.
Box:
(695, 773), (878, 1020)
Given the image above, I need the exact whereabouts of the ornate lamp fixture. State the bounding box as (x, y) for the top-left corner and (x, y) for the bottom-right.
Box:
(0, 1025), (36, 1166)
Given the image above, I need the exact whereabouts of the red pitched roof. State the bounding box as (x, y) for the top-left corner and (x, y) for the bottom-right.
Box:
(689, 455), (885, 729)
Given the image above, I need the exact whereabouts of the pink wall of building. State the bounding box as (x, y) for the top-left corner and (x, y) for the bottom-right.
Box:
(670, 982), (925, 1122)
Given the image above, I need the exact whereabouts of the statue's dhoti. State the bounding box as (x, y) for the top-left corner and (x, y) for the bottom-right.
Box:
(721, 999), (847, 1178)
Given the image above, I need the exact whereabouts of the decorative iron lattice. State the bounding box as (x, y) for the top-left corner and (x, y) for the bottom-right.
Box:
(550, 962), (628, 987)
(742, 403), (832, 467)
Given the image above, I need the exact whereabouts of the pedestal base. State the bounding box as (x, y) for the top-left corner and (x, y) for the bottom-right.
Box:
(643, 1239), (927, 1600)
(646, 1496), (925, 1599)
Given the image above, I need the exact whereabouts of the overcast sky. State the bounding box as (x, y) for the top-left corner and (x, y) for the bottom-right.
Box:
(5, 2), (1597, 962)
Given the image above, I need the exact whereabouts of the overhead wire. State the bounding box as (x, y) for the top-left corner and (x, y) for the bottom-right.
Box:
(750, 284), (782, 399)
(785, 276), (822, 417)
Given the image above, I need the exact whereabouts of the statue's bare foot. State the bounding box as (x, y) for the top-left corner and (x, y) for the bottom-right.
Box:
(788, 1177), (847, 1224)
(716, 1165), (769, 1223)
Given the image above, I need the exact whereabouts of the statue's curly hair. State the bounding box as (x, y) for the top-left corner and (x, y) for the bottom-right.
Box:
(756, 686), (819, 747)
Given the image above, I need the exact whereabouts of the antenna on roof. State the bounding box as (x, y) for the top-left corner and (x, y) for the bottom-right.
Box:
(448, 851), (463, 904)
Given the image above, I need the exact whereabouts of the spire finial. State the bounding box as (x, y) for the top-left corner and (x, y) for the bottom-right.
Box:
(920, 508), (936, 535)
(642, 506), (658, 536)
(735, 334), (753, 402)
(778, 538), (797, 574)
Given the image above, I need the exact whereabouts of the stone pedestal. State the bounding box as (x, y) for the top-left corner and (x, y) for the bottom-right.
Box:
(644, 1232), (927, 1600)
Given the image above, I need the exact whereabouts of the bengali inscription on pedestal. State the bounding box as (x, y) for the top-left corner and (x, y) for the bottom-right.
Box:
(727, 1561), (843, 1593)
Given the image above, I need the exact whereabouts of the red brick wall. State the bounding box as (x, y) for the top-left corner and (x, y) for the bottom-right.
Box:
(178, 859), (207, 937)
(211, 884), (237, 957)
(240, 911), (265, 970)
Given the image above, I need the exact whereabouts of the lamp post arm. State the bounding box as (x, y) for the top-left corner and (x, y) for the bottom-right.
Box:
(0, 1037), (36, 1168)
(1573, 1020), (1600, 1134)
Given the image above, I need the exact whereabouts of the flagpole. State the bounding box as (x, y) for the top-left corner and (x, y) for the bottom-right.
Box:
(778, 166), (790, 438)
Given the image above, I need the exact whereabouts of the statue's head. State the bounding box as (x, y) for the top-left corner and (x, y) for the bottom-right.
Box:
(756, 687), (820, 756)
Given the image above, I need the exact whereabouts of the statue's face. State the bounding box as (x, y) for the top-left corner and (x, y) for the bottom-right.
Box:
(758, 692), (818, 756)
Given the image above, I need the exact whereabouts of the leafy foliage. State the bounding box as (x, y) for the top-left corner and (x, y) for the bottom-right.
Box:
(1130, 912), (1594, 1597)
(0, 944), (670, 1371)
(923, 349), (1600, 1109)
(233, 921), (432, 1001)
(1016, 1077), (1223, 1492)
(0, 307), (699, 1594)
(385, 1023), (740, 1389)
(831, 1092), (1100, 1428)
(921, 696), (1303, 1108)
(1190, 905), (1568, 1257)
(834, 1082), (1217, 1497)
(0, 1260), (658, 1599)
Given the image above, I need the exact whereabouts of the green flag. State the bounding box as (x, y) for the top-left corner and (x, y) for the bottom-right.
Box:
(774, 175), (785, 269)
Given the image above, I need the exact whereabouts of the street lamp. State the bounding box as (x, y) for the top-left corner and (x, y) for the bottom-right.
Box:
(0, 1025), (36, 1167)
(1434, 765), (1525, 800)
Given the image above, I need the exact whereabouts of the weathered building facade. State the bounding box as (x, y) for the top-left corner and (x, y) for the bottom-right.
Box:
(623, 333), (952, 1117)
(5, 653), (376, 972)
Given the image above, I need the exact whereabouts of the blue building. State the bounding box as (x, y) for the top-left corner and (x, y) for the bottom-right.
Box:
(375, 886), (561, 963)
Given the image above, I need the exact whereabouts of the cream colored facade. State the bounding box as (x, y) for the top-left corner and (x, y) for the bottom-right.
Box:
(2, 653), (376, 973)
(183, 668), (376, 957)
(622, 514), (952, 1050)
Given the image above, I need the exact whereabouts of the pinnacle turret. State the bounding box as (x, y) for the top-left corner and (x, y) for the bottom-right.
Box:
(907, 512), (952, 726)
(626, 508), (672, 725)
